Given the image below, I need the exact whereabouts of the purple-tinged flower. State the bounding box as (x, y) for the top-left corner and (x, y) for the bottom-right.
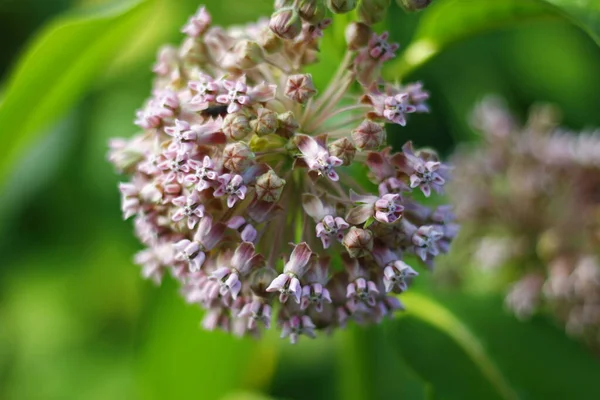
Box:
(383, 93), (417, 126)
(398, 142), (447, 197)
(367, 32), (398, 61)
(184, 156), (219, 191)
(300, 257), (332, 311)
(157, 156), (191, 184)
(227, 216), (257, 243)
(188, 73), (220, 110)
(174, 239), (206, 272)
(296, 134), (343, 181)
(210, 242), (264, 299)
(182, 6), (211, 37)
(202, 308), (231, 332)
(316, 215), (349, 249)
(344, 255), (379, 307)
(214, 174), (247, 208)
(412, 225), (443, 261)
(383, 261), (418, 293)
(374, 193), (404, 224)
(404, 82), (430, 113)
(239, 297), (272, 329)
(171, 192), (205, 229)
(165, 119), (197, 156)
(280, 315), (316, 344)
(267, 243), (313, 303)
(216, 76), (251, 113)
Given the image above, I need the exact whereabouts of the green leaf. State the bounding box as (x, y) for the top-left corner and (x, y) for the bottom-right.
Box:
(545, 0), (600, 44)
(385, 0), (600, 79)
(135, 279), (279, 400)
(0, 0), (152, 191)
(386, 290), (600, 400)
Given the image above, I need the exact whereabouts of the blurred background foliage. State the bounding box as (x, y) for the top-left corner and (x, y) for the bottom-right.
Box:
(1, 0), (600, 399)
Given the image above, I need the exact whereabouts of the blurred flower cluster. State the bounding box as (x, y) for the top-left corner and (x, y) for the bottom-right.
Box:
(449, 97), (600, 347)
(108, 0), (455, 343)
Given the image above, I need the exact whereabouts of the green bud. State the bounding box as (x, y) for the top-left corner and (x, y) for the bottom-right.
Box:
(249, 133), (288, 153)
(276, 111), (300, 138)
(250, 108), (279, 136)
(269, 7), (302, 40)
(359, 0), (390, 25)
(255, 170), (286, 202)
(298, 0), (327, 24)
(396, 0), (432, 12)
(326, 0), (357, 14)
(222, 112), (252, 140)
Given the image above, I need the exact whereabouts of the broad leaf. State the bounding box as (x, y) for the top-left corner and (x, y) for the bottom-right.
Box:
(385, 0), (600, 79)
(0, 0), (152, 191)
(386, 290), (600, 400)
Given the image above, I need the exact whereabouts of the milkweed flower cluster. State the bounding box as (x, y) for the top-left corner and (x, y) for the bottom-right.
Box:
(448, 97), (600, 348)
(108, 0), (453, 342)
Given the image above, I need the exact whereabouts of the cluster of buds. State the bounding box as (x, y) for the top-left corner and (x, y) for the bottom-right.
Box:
(448, 96), (600, 348)
(108, 3), (455, 343)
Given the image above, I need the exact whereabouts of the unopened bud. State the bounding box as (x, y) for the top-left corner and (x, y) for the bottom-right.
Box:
(232, 40), (264, 69)
(256, 170), (287, 202)
(251, 108), (279, 136)
(285, 74), (317, 104)
(328, 137), (356, 165)
(274, 0), (294, 9)
(396, 0), (433, 12)
(298, 0), (327, 24)
(276, 111), (300, 138)
(352, 120), (385, 150)
(359, 0), (390, 25)
(342, 227), (374, 258)
(222, 112), (252, 140)
(345, 22), (372, 50)
(269, 7), (303, 40)
(258, 28), (283, 53)
(326, 0), (357, 14)
(223, 142), (255, 173)
(250, 267), (279, 297)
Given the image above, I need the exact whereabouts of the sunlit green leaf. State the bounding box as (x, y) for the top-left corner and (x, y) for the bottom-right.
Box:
(385, 0), (600, 79)
(0, 0), (152, 191)
(386, 290), (600, 400)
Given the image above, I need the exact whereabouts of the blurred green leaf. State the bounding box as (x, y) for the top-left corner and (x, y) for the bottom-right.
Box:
(336, 325), (429, 400)
(385, 0), (600, 79)
(135, 279), (278, 400)
(386, 291), (600, 400)
(0, 0), (152, 191)
(545, 0), (600, 44)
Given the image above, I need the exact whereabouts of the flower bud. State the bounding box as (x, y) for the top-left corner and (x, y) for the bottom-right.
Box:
(396, 0), (432, 12)
(359, 0), (390, 25)
(298, 0), (327, 24)
(222, 112), (252, 140)
(250, 267), (279, 298)
(223, 142), (255, 173)
(352, 119), (385, 150)
(274, 0), (294, 9)
(251, 108), (279, 136)
(343, 227), (374, 258)
(269, 7), (303, 40)
(328, 137), (356, 166)
(276, 111), (300, 138)
(256, 170), (287, 202)
(345, 22), (372, 50)
(258, 28), (283, 53)
(232, 40), (265, 69)
(285, 74), (317, 104)
(326, 0), (357, 14)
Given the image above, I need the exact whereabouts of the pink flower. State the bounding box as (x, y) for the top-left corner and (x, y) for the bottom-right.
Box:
(296, 134), (343, 181)
(171, 192), (205, 229)
(383, 93), (417, 126)
(267, 243), (313, 303)
(184, 156), (219, 191)
(216, 76), (251, 113)
(182, 6), (211, 37)
(213, 174), (247, 208)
